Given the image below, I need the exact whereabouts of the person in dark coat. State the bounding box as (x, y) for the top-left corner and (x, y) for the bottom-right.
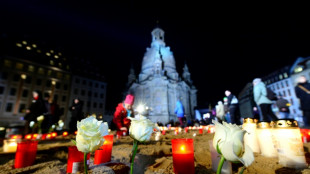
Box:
(225, 90), (241, 125)
(68, 98), (84, 133)
(295, 75), (310, 128)
(23, 90), (47, 134)
(276, 94), (291, 119)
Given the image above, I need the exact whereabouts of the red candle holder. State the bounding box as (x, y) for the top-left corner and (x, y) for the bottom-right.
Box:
(199, 128), (203, 134)
(67, 146), (90, 173)
(14, 140), (38, 168)
(162, 130), (166, 135)
(171, 138), (195, 174)
(94, 135), (114, 165)
(184, 127), (189, 133)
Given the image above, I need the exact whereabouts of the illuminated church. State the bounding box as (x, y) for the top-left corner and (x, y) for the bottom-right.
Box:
(127, 27), (197, 124)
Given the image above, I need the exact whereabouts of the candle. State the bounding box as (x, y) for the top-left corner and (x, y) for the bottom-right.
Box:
(14, 140), (38, 168)
(94, 135), (114, 165)
(62, 131), (68, 137)
(184, 127), (189, 133)
(67, 146), (90, 173)
(171, 138), (195, 174)
(3, 139), (19, 152)
(154, 132), (161, 141)
(272, 119), (307, 169)
(242, 118), (260, 153)
(300, 129), (310, 143)
(256, 121), (277, 157)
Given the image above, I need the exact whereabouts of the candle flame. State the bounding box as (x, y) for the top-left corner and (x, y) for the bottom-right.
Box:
(62, 131), (68, 136)
(180, 145), (185, 152)
(25, 134), (32, 139)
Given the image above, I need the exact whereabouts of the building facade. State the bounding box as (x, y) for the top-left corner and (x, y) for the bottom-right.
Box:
(0, 35), (107, 128)
(263, 57), (310, 126)
(127, 28), (197, 124)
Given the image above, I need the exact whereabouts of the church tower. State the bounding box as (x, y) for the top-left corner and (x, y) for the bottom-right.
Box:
(127, 27), (197, 124)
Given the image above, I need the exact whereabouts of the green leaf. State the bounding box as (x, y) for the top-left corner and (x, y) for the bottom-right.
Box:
(71, 139), (77, 145)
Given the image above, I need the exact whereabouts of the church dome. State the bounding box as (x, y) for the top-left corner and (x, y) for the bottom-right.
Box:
(141, 28), (177, 76)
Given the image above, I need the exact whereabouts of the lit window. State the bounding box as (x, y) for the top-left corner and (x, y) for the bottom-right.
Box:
(26, 46), (31, 50)
(284, 73), (288, 78)
(47, 70), (52, 76)
(46, 52), (51, 56)
(58, 52), (62, 56)
(16, 43), (22, 47)
(50, 50), (54, 53)
(50, 60), (54, 65)
(54, 55), (59, 59)
(56, 72), (63, 79)
(38, 68), (45, 75)
(32, 44), (37, 48)
(51, 80), (56, 85)
(58, 63), (62, 67)
(22, 41), (27, 45)
(16, 63), (24, 70)
(28, 65), (35, 72)
(279, 74), (283, 80)
(294, 66), (303, 73)
(4, 60), (12, 67)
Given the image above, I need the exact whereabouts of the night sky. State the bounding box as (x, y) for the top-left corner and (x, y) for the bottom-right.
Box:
(1, 1), (310, 111)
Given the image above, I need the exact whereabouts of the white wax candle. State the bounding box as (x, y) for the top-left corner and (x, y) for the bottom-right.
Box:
(3, 139), (18, 152)
(273, 128), (307, 169)
(243, 123), (260, 153)
(256, 128), (277, 157)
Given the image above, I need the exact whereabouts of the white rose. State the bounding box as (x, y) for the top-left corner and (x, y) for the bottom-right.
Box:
(128, 116), (158, 142)
(76, 117), (109, 153)
(212, 120), (254, 167)
(37, 115), (44, 122)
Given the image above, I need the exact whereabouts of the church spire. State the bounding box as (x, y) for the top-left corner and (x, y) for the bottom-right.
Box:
(182, 63), (193, 85)
(127, 64), (136, 86)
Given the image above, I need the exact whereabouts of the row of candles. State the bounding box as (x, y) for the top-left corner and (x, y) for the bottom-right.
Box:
(243, 118), (308, 169)
(2, 131), (73, 153)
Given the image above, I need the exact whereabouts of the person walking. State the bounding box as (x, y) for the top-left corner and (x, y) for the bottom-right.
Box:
(215, 101), (225, 123)
(225, 90), (241, 125)
(252, 78), (278, 122)
(294, 75), (310, 128)
(174, 99), (185, 128)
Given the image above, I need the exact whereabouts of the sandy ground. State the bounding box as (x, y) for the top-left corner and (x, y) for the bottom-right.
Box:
(1, 130), (310, 174)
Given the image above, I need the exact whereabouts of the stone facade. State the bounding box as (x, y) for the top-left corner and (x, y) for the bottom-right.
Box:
(127, 28), (197, 124)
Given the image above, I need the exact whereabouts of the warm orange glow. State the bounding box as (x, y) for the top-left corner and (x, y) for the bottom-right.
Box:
(62, 131), (68, 136)
(307, 132), (310, 136)
(47, 134), (51, 139)
(51, 132), (57, 137)
(25, 134), (32, 139)
(74, 131), (78, 135)
(180, 145), (185, 152)
(32, 134), (38, 139)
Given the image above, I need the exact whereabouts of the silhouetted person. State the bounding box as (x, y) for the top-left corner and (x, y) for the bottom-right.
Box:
(295, 75), (310, 128)
(23, 90), (47, 134)
(69, 98), (84, 133)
